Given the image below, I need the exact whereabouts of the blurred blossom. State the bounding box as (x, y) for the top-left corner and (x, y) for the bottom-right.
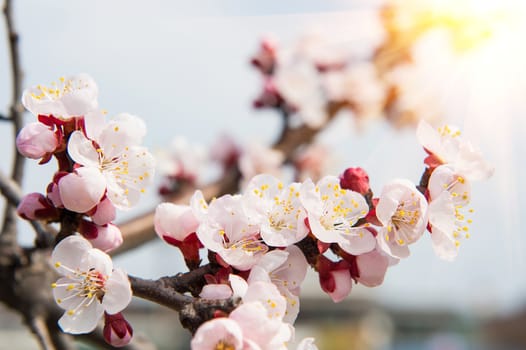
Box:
(157, 136), (207, 184)
(238, 141), (284, 186)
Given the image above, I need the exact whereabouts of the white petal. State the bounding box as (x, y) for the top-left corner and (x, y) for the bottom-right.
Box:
(337, 228), (376, 255)
(53, 277), (83, 310)
(229, 274), (248, 299)
(416, 120), (442, 155)
(79, 249), (113, 276)
(51, 236), (92, 275)
(102, 269), (132, 314)
(191, 318), (244, 350)
(58, 300), (104, 334)
(67, 131), (100, 168)
(199, 284), (233, 299)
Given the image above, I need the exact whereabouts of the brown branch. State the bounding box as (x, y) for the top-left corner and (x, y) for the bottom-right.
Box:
(0, 170), (55, 248)
(129, 273), (238, 334)
(28, 316), (55, 350)
(2, 0), (25, 244)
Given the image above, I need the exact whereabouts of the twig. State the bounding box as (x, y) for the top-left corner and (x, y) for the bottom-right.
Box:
(28, 316), (55, 350)
(0, 170), (55, 247)
(129, 274), (238, 334)
(2, 0), (25, 242)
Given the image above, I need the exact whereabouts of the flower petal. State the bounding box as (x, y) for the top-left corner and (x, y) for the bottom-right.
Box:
(102, 269), (132, 314)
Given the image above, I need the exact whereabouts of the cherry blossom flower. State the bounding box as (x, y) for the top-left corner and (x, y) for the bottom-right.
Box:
(51, 236), (132, 334)
(244, 174), (309, 247)
(229, 302), (292, 350)
(323, 62), (385, 118)
(248, 246), (308, 323)
(427, 165), (473, 261)
(416, 120), (494, 181)
(196, 194), (266, 270)
(239, 142), (284, 185)
(22, 74), (98, 119)
(156, 136), (207, 184)
(191, 318), (244, 350)
(67, 113), (155, 209)
(296, 337), (319, 350)
(376, 179), (428, 259)
(16, 122), (58, 159)
(301, 176), (376, 255)
(274, 61), (326, 128)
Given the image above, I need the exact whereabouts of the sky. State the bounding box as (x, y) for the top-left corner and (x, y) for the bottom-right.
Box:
(1, 0), (525, 317)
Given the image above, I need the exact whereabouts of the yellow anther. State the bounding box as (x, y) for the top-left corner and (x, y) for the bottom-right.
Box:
(51, 283), (57, 288)
(67, 310), (75, 316)
(54, 262), (61, 268)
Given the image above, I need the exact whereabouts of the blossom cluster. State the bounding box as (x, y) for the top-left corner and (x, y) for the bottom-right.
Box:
(15, 74), (155, 346)
(16, 74), (155, 252)
(154, 119), (492, 348)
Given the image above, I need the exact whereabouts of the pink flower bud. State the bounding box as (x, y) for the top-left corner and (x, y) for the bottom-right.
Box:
(90, 197), (116, 225)
(16, 122), (58, 159)
(154, 203), (199, 242)
(251, 37), (277, 75)
(103, 312), (133, 348)
(318, 256), (352, 303)
(339, 167), (370, 195)
(79, 220), (123, 252)
(17, 192), (59, 220)
(58, 167), (106, 213)
(46, 182), (63, 208)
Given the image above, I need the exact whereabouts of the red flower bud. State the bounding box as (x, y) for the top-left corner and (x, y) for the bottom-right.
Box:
(339, 167), (370, 195)
(103, 312), (133, 348)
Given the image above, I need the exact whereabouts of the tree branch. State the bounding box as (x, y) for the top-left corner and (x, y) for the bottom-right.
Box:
(28, 316), (55, 350)
(2, 0), (25, 244)
(129, 272), (239, 334)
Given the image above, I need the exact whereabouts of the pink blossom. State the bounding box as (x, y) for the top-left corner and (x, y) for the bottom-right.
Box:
(16, 122), (58, 159)
(416, 120), (494, 180)
(244, 174), (309, 247)
(376, 179), (428, 259)
(103, 312), (133, 348)
(51, 236), (131, 334)
(301, 176), (375, 255)
(196, 194), (266, 271)
(191, 318), (244, 350)
(22, 74), (98, 119)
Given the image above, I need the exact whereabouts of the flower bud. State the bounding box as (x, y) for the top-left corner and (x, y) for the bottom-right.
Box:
(154, 203), (199, 242)
(90, 197), (116, 226)
(17, 192), (59, 220)
(58, 167), (105, 213)
(16, 122), (58, 159)
(339, 167), (370, 195)
(79, 220), (123, 252)
(103, 312), (133, 348)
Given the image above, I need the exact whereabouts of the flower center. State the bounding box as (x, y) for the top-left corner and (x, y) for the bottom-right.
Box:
(215, 340), (236, 350)
(52, 262), (108, 316)
(30, 76), (88, 101)
(387, 196), (422, 245)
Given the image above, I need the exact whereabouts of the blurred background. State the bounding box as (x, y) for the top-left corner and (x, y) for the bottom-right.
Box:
(1, 0), (525, 349)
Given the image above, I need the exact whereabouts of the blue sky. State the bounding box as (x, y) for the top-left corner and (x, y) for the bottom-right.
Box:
(1, 0), (525, 316)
